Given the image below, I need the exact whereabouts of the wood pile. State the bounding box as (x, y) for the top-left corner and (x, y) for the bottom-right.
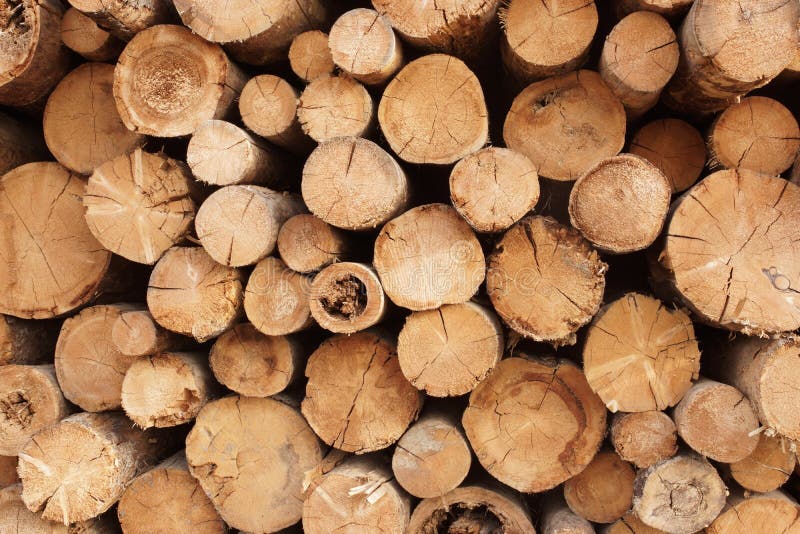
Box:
(1, 0), (800, 533)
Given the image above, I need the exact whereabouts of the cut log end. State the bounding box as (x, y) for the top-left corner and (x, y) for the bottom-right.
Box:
(111, 309), (176, 357)
(185, 396), (324, 533)
(501, 0), (598, 83)
(329, 8), (403, 85)
(301, 331), (423, 453)
(392, 413), (471, 499)
(289, 30), (335, 82)
(374, 204), (486, 311)
(244, 257), (313, 336)
(397, 302), (504, 397)
(503, 70), (626, 181)
(147, 247), (243, 342)
(68, 0), (174, 39)
(302, 137), (409, 231)
(449, 147), (540, 233)
(564, 450), (635, 524)
(615, 0), (694, 19)
(487, 216), (606, 345)
(629, 118), (706, 193)
(309, 262), (386, 333)
(378, 54), (488, 165)
(611, 411), (678, 469)
(297, 75), (374, 143)
(540, 493), (595, 534)
(584, 293), (700, 413)
(209, 323), (301, 397)
(277, 214), (349, 273)
(569, 154), (671, 253)
(84, 149), (195, 265)
(239, 74), (312, 153)
(463, 356), (607, 493)
(60, 8), (123, 61)
(707, 492), (800, 533)
(730, 434), (796, 493)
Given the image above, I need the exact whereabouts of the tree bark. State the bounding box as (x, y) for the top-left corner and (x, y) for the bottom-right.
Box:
(569, 154), (671, 253)
(658, 169), (800, 335)
(450, 147), (540, 233)
(583, 293), (700, 412)
(391, 411), (471, 499)
(501, 0), (597, 84)
(147, 247), (244, 342)
(185, 395), (324, 533)
(114, 24), (247, 137)
(289, 30), (335, 83)
(239, 74), (313, 154)
(243, 256), (314, 336)
(563, 450), (635, 524)
(0, 162), (112, 319)
(463, 356), (607, 493)
(599, 11), (678, 119)
(209, 322), (302, 397)
(84, 148), (195, 265)
(610, 411), (678, 469)
(60, 8), (123, 61)
(276, 214), (350, 273)
(374, 204), (485, 311)
(303, 455), (413, 534)
(302, 137), (409, 231)
(298, 75), (374, 143)
(397, 301), (503, 397)
(67, 0), (174, 40)
(0, 364), (70, 456)
(663, 0), (799, 114)
(117, 452), (225, 534)
(172, 0), (326, 65)
(301, 331), (423, 453)
(503, 70), (626, 182)
(17, 411), (174, 524)
(0, 0), (71, 108)
(487, 216), (606, 345)
(378, 54), (488, 164)
(329, 8), (403, 85)
(707, 96), (800, 176)
(629, 118), (706, 193)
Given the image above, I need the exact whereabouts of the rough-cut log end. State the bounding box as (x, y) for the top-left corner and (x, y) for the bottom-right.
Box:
(397, 302), (503, 397)
(309, 262), (386, 333)
(450, 147), (540, 233)
(298, 75), (374, 143)
(487, 216), (606, 345)
(707, 492), (800, 533)
(392, 412), (471, 498)
(147, 247), (243, 342)
(378, 54), (488, 164)
(611, 411), (678, 469)
(329, 8), (403, 85)
(277, 214), (349, 273)
(301, 331), (423, 453)
(633, 453), (727, 534)
(374, 204), (486, 311)
(0, 364), (69, 456)
(501, 0), (598, 83)
(209, 323), (301, 397)
(569, 154), (671, 253)
(660, 169), (800, 334)
(289, 30), (335, 82)
(708, 96), (800, 176)
(463, 356), (607, 492)
(584, 293), (700, 413)
(118, 453), (225, 534)
(114, 24), (245, 137)
(730, 434), (795, 493)
(244, 257), (313, 336)
(111, 309), (177, 357)
(0, 162), (112, 319)
(195, 185), (305, 267)
(629, 118), (706, 193)
(302, 137), (409, 230)
(504, 70), (626, 181)
(84, 149), (195, 265)
(185, 396), (324, 533)
(60, 8), (123, 61)
(303, 455), (412, 534)
(541, 492), (595, 534)
(121, 352), (214, 428)
(239, 74), (312, 154)
(406, 484), (535, 533)
(564, 450), (635, 524)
